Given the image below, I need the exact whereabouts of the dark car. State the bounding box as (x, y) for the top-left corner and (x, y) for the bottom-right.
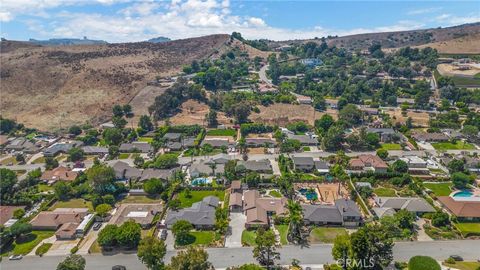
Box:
(112, 266), (126, 270)
(449, 255), (463, 261)
(159, 229), (167, 240)
(93, 222), (102, 231)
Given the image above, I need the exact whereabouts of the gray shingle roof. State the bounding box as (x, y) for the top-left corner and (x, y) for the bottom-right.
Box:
(165, 196), (219, 227)
(292, 156), (314, 166)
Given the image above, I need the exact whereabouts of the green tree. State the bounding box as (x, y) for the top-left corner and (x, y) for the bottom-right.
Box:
(45, 157), (59, 170)
(167, 246), (212, 270)
(0, 168), (16, 200)
(0, 117), (17, 134)
(431, 212), (450, 227)
(350, 225), (394, 269)
(123, 104), (133, 118)
(154, 154), (178, 169)
(286, 200), (303, 244)
(95, 203), (112, 218)
(139, 115), (154, 132)
(98, 224), (118, 247)
(103, 128), (123, 145)
(339, 104), (363, 127)
(172, 220), (193, 245)
(68, 126), (82, 136)
(376, 149), (388, 160)
(206, 109), (218, 128)
(112, 116), (127, 129)
(461, 125), (479, 138)
(54, 181), (73, 201)
(138, 236), (167, 270)
(447, 159), (465, 173)
(10, 221), (32, 238)
(56, 254), (86, 270)
(332, 234), (351, 270)
(391, 159), (408, 174)
(13, 208), (25, 219)
(134, 155), (145, 167)
(144, 178), (164, 195)
(451, 172), (473, 189)
(112, 105), (124, 117)
(15, 153), (25, 164)
(117, 220), (142, 248)
(68, 147), (84, 162)
(315, 114), (334, 132)
(322, 125), (344, 151)
(253, 227), (279, 269)
(87, 164), (116, 195)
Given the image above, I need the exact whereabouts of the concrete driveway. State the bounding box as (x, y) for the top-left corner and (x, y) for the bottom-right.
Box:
(225, 212), (246, 248)
(46, 238), (80, 256)
(164, 230), (175, 251)
(415, 218), (433, 242)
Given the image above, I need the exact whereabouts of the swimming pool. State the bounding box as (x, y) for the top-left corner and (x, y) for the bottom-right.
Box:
(299, 188), (318, 201)
(452, 190), (473, 198)
(191, 178), (212, 186)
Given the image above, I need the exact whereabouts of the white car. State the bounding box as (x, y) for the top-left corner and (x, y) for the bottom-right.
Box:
(9, 255), (23, 260)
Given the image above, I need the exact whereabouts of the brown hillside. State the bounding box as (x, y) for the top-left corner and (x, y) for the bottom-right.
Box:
(268, 23), (480, 51)
(415, 33), (480, 54)
(0, 34), (231, 131)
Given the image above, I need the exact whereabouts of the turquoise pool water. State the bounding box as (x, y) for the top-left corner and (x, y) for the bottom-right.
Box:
(453, 190), (473, 198)
(191, 178), (211, 186)
(299, 188), (318, 200)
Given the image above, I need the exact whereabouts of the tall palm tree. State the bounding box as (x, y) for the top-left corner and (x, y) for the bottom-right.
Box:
(286, 200), (304, 244)
(209, 163), (217, 176)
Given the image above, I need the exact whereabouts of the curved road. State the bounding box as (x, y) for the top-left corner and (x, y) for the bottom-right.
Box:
(2, 240), (479, 270)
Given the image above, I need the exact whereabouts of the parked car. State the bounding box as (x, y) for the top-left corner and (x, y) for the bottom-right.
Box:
(158, 229), (167, 240)
(9, 255), (23, 260)
(112, 266), (126, 270)
(157, 219), (166, 229)
(449, 255), (463, 261)
(93, 222), (102, 231)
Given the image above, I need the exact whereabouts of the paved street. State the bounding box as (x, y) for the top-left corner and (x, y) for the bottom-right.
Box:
(2, 240), (479, 270)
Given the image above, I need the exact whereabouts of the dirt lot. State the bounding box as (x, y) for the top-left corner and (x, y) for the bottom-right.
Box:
(164, 99), (232, 126)
(385, 108), (432, 127)
(437, 63), (480, 77)
(415, 33), (480, 54)
(250, 103), (338, 126)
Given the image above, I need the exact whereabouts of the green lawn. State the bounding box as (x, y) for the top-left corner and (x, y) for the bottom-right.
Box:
(206, 129), (236, 137)
(177, 190), (225, 208)
(138, 137), (153, 142)
(379, 143), (402, 150)
(423, 182), (453, 196)
(1, 231), (55, 256)
(309, 227), (348, 243)
(175, 231), (217, 247)
(454, 222), (480, 237)
(431, 141), (476, 150)
(275, 225), (288, 245)
(0, 156), (17, 165)
(268, 190), (282, 198)
(31, 156), (46, 164)
(37, 184), (54, 192)
(374, 187), (397, 197)
(241, 230), (257, 246)
(443, 262), (480, 270)
(302, 146), (311, 151)
(49, 198), (94, 211)
(121, 195), (162, 204)
(118, 153), (130, 159)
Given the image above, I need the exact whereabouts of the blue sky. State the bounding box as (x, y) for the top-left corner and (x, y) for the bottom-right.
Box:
(1, 0), (479, 42)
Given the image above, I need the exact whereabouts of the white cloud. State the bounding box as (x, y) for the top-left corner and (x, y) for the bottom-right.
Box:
(6, 0), (479, 42)
(407, 7), (442, 15)
(434, 13), (480, 26)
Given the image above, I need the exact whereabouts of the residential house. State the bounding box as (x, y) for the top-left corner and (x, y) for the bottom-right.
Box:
(44, 141), (83, 157)
(399, 156), (429, 175)
(165, 196), (219, 229)
(325, 99), (339, 109)
(287, 133), (318, 146)
(202, 138), (231, 148)
(348, 154), (388, 174)
(437, 196), (480, 221)
(465, 157), (480, 173)
(188, 161), (225, 178)
(163, 133), (182, 142)
(140, 168), (178, 182)
(119, 142), (153, 153)
(237, 159), (272, 174)
(30, 208), (90, 239)
(366, 128), (398, 142)
(294, 93), (312, 104)
(315, 160), (330, 174)
(81, 146), (108, 156)
(243, 190), (287, 228)
(40, 166), (78, 184)
(229, 180), (244, 212)
(245, 138), (277, 148)
(372, 197), (435, 216)
(112, 204), (162, 229)
(302, 199), (362, 227)
(230, 180), (243, 193)
(292, 156), (315, 172)
(4, 138), (39, 153)
(411, 132), (449, 142)
(0, 206), (26, 227)
(112, 161), (142, 181)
